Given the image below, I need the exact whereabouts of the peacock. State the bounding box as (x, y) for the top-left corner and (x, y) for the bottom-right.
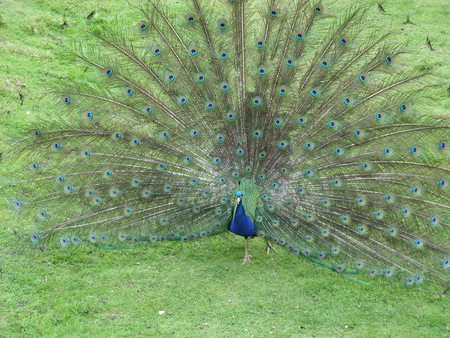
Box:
(3, 0), (449, 287)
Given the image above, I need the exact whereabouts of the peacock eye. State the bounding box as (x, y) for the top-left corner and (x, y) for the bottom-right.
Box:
(104, 68), (113, 76)
(189, 46), (199, 55)
(186, 14), (195, 23)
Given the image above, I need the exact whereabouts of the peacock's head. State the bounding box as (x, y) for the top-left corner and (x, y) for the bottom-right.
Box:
(236, 189), (243, 203)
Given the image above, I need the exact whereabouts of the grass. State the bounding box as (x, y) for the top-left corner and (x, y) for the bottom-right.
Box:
(0, 0), (449, 336)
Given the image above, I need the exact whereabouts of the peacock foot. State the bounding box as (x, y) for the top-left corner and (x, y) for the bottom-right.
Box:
(265, 241), (276, 255)
(241, 254), (252, 263)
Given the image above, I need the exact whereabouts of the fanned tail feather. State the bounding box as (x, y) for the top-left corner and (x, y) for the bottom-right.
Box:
(3, 0), (448, 287)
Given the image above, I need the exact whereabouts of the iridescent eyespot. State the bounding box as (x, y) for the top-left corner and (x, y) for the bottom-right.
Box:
(385, 56), (392, 63)
(269, 9), (278, 17)
(104, 68), (113, 76)
(438, 141), (448, 150)
(359, 75), (366, 82)
(215, 134), (225, 143)
(252, 96), (262, 106)
(167, 73), (176, 82)
(340, 38), (347, 45)
(126, 88), (134, 95)
(186, 14), (195, 23)
(413, 239), (424, 248)
(220, 51), (228, 59)
(286, 58), (294, 66)
(138, 21), (148, 31)
(152, 46), (162, 55)
(296, 32), (304, 40)
(430, 216), (439, 224)
(253, 129), (262, 138)
(85, 111), (94, 118)
(227, 112), (236, 121)
(218, 19), (228, 29)
(196, 73), (205, 82)
(400, 103), (409, 111)
(357, 225), (367, 233)
(321, 60), (328, 68)
(188, 46), (198, 55)
(278, 140), (288, 149)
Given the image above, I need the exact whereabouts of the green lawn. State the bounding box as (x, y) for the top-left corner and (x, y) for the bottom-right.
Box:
(1, 0), (449, 336)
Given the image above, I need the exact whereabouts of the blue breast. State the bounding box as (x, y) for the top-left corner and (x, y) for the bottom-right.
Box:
(229, 201), (256, 237)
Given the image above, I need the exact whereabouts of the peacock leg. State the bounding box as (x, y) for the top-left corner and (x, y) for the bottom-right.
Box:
(265, 238), (276, 255)
(241, 237), (251, 263)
